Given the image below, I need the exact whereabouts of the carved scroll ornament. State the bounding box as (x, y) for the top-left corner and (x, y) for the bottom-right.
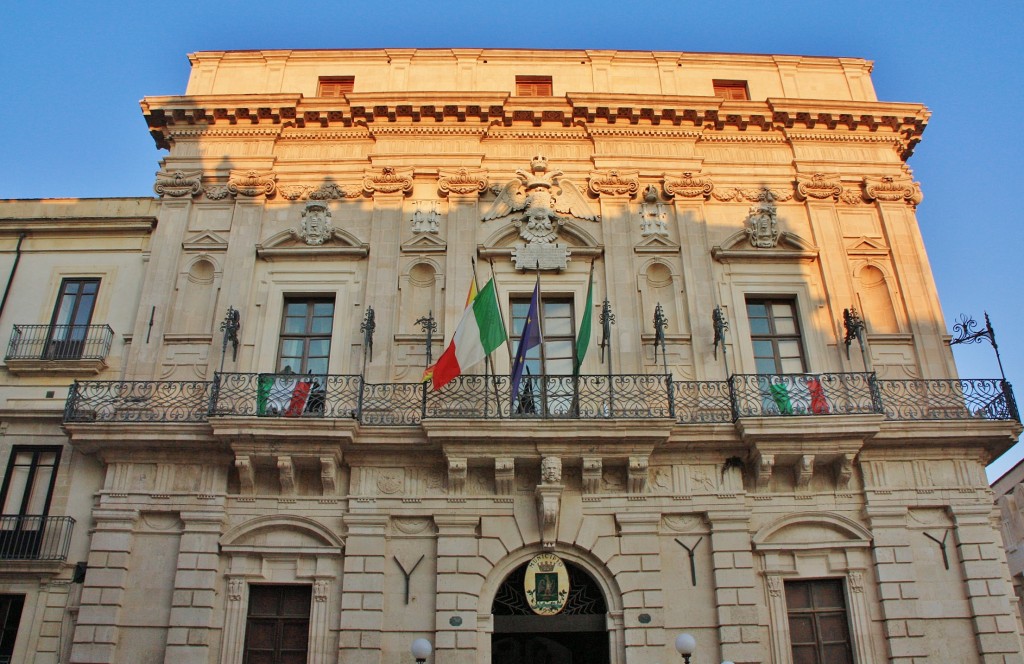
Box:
(795, 173), (843, 201)
(364, 167), (414, 195)
(863, 175), (923, 205)
(228, 170), (277, 198)
(588, 170), (640, 197)
(154, 170), (202, 197)
(438, 168), (488, 196)
(280, 183), (363, 201)
(663, 172), (714, 199)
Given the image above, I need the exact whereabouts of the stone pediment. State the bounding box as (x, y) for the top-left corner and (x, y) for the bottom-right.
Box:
(634, 234), (680, 255)
(752, 512), (872, 552)
(845, 236), (888, 255)
(479, 220), (603, 263)
(182, 231), (229, 252)
(401, 232), (447, 254)
(711, 229), (817, 263)
(256, 227), (368, 259)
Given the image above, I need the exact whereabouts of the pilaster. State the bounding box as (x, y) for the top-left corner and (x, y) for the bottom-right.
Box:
(163, 511), (225, 664)
(613, 513), (665, 664)
(865, 505), (927, 663)
(70, 509), (138, 664)
(338, 514), (389, 664)
(949, 504), (1024, 661)
(671, 187), (717, 379)
(708, 510), (762, 664)
(594, 192), (641, 373)
(364, 190), (409, 380)
(434, 514), (482, 664)
(217, 195), (270, 372)
(440, 182), (486, 345)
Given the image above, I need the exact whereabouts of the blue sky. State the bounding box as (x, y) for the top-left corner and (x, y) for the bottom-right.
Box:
(3, 2), (1022, 478)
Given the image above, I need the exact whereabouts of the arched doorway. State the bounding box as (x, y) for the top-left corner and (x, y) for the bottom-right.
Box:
(491, 559), (610, 664)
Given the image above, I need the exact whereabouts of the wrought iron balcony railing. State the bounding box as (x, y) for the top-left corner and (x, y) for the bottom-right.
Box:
(875, 378), (1019, 421)
(730, 372), (880, 418)
(0, 515), (75, 561)
(63, 373), (1020, 425)
(64, 380), (211, 423)
(6, 324), (114, 361)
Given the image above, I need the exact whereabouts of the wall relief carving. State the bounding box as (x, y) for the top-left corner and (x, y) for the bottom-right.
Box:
(744, 188), (783, 248)
(639, 185), (669, 237)
(280, 183), (363, 200)
(482, 155), (598, 270)
(298, 201), (334, 246)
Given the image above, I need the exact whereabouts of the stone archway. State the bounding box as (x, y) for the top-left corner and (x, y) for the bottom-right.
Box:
(490, 559), (610, 664)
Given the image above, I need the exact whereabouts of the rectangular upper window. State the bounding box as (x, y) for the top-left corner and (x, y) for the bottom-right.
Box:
(244, 585), (311, 664)
(277, 298), (335, 376)
(785, 579), (854, 664)
(746, 298), (806, 374)
(713, 79), (750, 100)
(317, 76), (354, 97)
(515, 75), (553, 96)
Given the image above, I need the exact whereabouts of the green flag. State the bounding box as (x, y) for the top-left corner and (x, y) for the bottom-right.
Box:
(574, 264), (594, 376)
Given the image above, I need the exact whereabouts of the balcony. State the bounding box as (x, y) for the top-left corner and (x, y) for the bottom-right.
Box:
(5, 324), (114, 375)
(63, 372), (1019, 426)
(0, 515), (75, 562)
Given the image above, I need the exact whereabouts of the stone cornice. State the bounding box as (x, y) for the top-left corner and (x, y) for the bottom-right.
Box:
(143, 94), (929, 158)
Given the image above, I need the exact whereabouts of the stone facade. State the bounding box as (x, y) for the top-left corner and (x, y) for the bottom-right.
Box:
(0, 48), (1021, 664)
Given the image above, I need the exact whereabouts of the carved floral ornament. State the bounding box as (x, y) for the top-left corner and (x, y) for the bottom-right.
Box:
(713, 186), (795, 203)
(438, 168), (488, 196)
(588, 170), (640, 197)
(363, 167), (414, 195)
(663, 172), (714, 200)
(280, 183), (363, 201)
(154, 170), (202, 197)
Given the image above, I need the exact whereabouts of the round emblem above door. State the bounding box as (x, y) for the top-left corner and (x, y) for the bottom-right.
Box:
(524, 553), (570, 615)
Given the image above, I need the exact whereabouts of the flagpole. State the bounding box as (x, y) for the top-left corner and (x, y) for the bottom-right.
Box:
(485, 257), (510, 415)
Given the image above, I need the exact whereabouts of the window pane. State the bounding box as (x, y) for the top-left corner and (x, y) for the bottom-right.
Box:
(545, 340), (573, 359)
(2, 467), (29, 513)
(822, 644), (852, 664)
(283, 317), (307, 334)
(24, 466), (54, 514)
(818, 613), (850, 639)
(786, 582), (812, 609)
(749, 318), (771, 334)
(307, 340), (331, 358)
(788, 615), (815, 642)
(746, 302), (767, 318)
(752, 340), (775, 358)
(306, 358), (329, 376)
(780, 358), (805, 373)
(756, 358), (779, 374)
(312, 302), (334, 317)
(280, 340), (304, 358)
(310, 317), (332, 334)
(813, 582), (845, 609)
(772, 302), (795, 317)
(778, 340), (802, 358)
(545, 316), (572, 336)
(775, 318), (797, 334)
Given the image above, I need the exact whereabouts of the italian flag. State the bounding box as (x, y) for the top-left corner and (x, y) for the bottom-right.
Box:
(258, 375), (316, 416)
(431, 278), (507, 391)
(758, 376), (829, 415)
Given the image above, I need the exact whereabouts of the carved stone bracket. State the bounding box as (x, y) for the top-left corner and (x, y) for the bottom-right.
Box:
(154, 170), (202, 197)
(582, 457), (602, 496)
(755, 453), (774, 489)
(495, 457), (515, 495)
(277, 456), (295, 495)
(663, 172), (714, 200)
(228, 170), (277, 198)
(320, 456), (338, 495)
(588, 170), (640, 197)
(438, 168), (488, 196)
(536, 481), (564, 550)
(364, 167), (414, 195)
(235, 455), (255, 495)
(795, 454), (814, 490)
(795, 173), (843, 202)
(628, 455), (649, 494)
(767, 574), (782, 597)
(313, 579), (329, 602)
(447, 456), (467, 496)
(835, 453), (855, 489)
(863, 175), (923, 205)
(228, 577), (244, 601)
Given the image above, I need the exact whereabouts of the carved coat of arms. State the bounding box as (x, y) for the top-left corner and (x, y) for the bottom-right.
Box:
(481, 156), (598, 270)
(299, 201), (334, 246)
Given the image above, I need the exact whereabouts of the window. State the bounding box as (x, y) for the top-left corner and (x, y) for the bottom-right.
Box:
(0, 595), (24, 664)
(0, 447), (61, 558)
(515, 75), (553, 96)
(785, 580), (854, 664)
(511, 296), (575, 377)
(243, 585), (311, 664)
(46, 278), (99, 359)
(317, 76), (354, 97)
(747, 298), (806, 374)
(713, 79), (750, 100)
(277, 298), (335, 375)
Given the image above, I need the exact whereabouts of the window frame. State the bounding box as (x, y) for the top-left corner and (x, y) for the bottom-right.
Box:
(0, 595), (25, 664)
(515, 75), (553, 97)
(746, 297), (807, 374)
(784, 579), (854, 664)
(46, 277), (100, 359)
(713, 79), (750, 100)
(509, 295), (576, 377)
(317, 76), (354, 97)
(276, 297), (336, 376)
(0, 446), (61, 518)
(242, 584), (311, 664)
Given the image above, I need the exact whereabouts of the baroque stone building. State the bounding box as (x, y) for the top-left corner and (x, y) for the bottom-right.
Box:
(0, 48), (1021, 664)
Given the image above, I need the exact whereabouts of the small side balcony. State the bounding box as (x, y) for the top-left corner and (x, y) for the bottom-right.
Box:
(4, 324), (114, 376)
(0, 515), (75, 567)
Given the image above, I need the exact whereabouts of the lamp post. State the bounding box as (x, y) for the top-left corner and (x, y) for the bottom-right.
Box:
(410, 638), (432, 664)
(674, 633), (696, 663)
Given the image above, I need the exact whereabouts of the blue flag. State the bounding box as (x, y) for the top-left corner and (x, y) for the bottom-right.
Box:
(511, 277), (543, 411)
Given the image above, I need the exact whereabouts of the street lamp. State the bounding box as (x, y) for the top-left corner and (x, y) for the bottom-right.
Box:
(410, 638), (432, 664)
(674, 633), (696, 663)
